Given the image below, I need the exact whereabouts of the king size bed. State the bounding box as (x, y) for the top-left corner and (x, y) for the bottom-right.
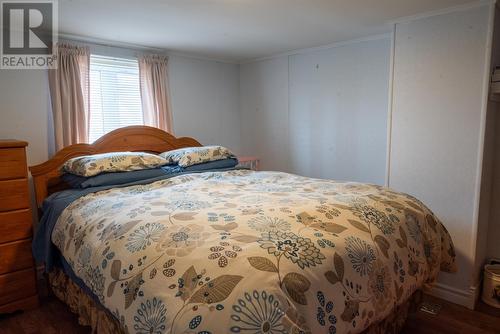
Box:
(30, 126), (456, 334)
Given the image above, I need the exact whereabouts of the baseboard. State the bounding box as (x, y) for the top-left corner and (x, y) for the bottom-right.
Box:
(425, 283), (476, 309)
(470, 284), (481, 308)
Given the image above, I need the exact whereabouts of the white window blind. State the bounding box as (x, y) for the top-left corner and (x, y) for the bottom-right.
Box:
(89, 55), (143, 142)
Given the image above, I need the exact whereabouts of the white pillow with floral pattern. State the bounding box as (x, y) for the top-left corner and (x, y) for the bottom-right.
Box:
(63, 152), (168, 177)
(160, 146), (235, 167)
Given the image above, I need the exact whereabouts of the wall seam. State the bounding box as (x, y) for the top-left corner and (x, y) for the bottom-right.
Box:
(469, 1), (496, 307)
(286, 55), (291, 172)
(385, 24), (397, 187)
(389, 0), (495, 25)
(242, 33), (391, 65)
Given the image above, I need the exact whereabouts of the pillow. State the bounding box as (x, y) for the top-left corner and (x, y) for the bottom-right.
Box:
(160, 146), (236, 167)
(61, 168), (169, 189)
(63, 152), (168, 177)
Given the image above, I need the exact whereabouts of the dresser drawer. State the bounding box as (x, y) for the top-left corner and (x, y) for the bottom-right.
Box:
(0, 239), (33, 275)
(0, 268), (37, 306)
(0, 179), (30, 212)
(0, 209), (32, 243)
(0, 148), (27, 181)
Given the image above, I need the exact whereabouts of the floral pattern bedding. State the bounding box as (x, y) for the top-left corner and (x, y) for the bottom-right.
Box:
(51, 170), (456, 334)
(63, 152), (168, 177)
(160, 146), (236, 167)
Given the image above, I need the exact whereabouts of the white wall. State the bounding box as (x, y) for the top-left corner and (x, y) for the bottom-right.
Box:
(240, 57), (290, 171)
(240, 37), (391, 185)
(169, 56), (241, 153)
(288, 39), (390, 184)
(389, 4), (492, 307)
(0, 46), (241, 165)
(0, 70), (52, 166)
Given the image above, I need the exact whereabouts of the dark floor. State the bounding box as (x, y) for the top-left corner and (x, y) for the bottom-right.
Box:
(401, 295), (500, 334)
(1, 295), (499, 333)
(0, 297), (88, 334)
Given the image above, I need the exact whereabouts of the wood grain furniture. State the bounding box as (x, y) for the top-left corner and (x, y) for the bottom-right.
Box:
(30, 126), (202, 208)
(0, 140), (38, 313)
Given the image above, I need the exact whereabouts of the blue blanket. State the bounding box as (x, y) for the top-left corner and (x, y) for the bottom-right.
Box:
(60, 158), (239, 188)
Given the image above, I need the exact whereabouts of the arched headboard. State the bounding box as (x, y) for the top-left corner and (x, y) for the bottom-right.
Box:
(29, 126), (202, 207)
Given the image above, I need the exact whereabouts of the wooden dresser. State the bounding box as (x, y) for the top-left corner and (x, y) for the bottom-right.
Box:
(0, 140), (38, 313)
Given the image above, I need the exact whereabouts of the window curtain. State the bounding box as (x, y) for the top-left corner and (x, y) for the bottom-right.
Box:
(48, 43), (90, 150)
(138, 54), (173, 133)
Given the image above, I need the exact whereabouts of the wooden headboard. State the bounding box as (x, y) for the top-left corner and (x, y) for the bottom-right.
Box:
(29, 126), (202, 208)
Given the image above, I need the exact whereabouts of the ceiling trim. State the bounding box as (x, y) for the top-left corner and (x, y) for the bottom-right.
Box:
(59, 33), (164, 52)
(388, 0), (495, 24)
(58, 32), (240, 64)
(241, 33), (391, 65)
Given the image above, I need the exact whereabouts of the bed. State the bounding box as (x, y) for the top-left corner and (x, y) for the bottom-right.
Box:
(30, 126), (456, 334)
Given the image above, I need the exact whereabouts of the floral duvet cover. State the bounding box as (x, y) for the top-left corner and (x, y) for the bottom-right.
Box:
(51, 170), (456, 334)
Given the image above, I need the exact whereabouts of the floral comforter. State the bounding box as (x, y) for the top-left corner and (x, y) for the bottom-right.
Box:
(51, 170), (456, 334)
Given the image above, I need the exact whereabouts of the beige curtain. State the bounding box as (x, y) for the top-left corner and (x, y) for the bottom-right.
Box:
(138, 54), (173, 133)
(48, 43), (90, 150)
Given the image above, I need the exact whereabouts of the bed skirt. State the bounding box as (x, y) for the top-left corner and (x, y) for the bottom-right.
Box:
(48, 268), (422, 334)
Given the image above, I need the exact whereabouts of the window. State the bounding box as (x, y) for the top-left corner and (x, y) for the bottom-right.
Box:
(89, 55), (143, 142)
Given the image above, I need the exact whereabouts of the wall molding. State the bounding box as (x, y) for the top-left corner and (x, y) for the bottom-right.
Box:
(470, 284), (481, 308)
(59, 33), (164, 52)
(470, 0), (496, 289)
(241, 33), (391, 65)
(58, 33), (239, 65)
(425, 283), (477, 309)
(389, 0), (495, 25)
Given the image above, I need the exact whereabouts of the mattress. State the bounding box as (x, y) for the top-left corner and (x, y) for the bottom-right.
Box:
(35, 169), (456, 333)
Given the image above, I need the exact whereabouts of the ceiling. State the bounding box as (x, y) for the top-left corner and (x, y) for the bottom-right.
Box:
(59, 0), (477, 62)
